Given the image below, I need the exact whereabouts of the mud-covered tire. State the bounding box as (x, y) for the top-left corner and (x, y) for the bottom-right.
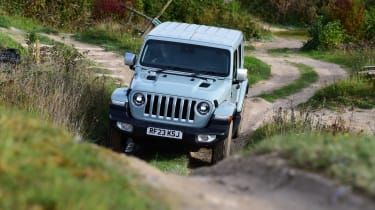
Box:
(108, 127), (126, 153)
(233, 113), (242, 139)
(211, 121), (233, 164)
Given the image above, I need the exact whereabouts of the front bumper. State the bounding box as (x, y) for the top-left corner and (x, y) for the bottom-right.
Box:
(109, 104), (231, 148)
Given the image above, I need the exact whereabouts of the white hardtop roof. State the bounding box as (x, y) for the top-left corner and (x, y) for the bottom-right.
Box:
(147, 22), (243, 48)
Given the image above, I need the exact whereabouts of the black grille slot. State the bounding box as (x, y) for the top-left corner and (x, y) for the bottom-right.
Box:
(152, 95), (159, 115)
(145, 95), (152, 114)
(175, 98), (181, 118)
(189, 101), (196, 120)
(143, 94), (196, 123)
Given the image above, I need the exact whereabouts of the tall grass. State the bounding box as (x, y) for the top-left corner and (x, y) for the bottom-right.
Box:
(0, 43), (116, 143)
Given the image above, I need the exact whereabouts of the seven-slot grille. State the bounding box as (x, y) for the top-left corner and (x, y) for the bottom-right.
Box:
(144, 94), (197, 123)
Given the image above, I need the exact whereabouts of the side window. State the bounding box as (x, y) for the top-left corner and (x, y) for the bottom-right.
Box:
(233, 50), (238, 80)
(238, 45), (242, 67)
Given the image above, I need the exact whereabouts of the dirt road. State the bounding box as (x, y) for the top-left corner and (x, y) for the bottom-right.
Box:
(3, 26), (375, 209)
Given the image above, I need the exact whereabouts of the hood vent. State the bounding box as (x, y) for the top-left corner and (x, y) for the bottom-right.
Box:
(199, 82), (211, 88)
(146, 75), (157, 80)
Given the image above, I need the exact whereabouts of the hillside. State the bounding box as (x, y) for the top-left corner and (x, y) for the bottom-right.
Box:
(0, 107), (170, 210)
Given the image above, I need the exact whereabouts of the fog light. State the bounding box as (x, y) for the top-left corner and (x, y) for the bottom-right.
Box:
(197, 134), (216, 143)
(116, 122), (133, 132)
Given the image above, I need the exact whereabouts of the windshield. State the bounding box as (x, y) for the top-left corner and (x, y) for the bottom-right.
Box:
(140, 40), (230, 76)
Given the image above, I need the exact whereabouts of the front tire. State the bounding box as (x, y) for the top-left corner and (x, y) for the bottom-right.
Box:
(108, 126), (126, 153)
(211, 120), (233, 164)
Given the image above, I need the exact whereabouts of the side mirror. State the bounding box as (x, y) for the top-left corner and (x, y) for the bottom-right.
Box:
(236, 68), (248, 81)
(124, 53), (136, 70)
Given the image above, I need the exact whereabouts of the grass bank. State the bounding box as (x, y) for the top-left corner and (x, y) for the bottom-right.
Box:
(73, 22), (142, 55)
(244, 56), (271, 85)
(0, 107), (169, 210)
(244, 108), (375, 198)
(248, 133), (375, 198)
(0, 31), (26, 54)
(258, 62), (318, 102)
(0, 15), (57, 33)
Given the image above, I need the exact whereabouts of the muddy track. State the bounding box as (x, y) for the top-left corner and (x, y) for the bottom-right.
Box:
(3, 27), (375, 210)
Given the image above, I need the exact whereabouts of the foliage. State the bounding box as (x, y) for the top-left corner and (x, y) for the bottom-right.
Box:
(238, 0), (321, 25)
(93, 0), (134, 20)
(328, 0), (366, 38)
(244, 56), (271, 85)
(249, 132), (375, 197)
(365, 7), (375, 41)
(0, 0), (93, 30)
(0, 107), (169, 210)
(140, 0), (269, 39)
(319, 21), (345, 49)
(303, 16), (345, 50)
(258, 63), (318, 102)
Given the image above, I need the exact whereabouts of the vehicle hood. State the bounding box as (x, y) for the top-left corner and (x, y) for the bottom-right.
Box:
(130, 70), (231, 103)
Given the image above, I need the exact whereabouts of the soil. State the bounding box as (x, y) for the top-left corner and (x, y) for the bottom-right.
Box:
(2, 26), (375, 210)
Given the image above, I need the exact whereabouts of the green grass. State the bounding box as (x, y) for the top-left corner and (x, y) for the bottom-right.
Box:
(0, 107), (169, 210)
(246, 132), (375, 198)
(305, 77), (375, 109)
(0, 31), (23, 49)
(258, 62), (318, 102)
(244, 56), (271, 85)
(149, 153), (189, 175)
(73, 22), (142, 54)
(0, 15), (56, 33)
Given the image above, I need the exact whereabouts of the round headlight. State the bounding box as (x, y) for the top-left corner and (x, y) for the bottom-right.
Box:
(133, 93), (145, 106)
(197, 102), (210, 115)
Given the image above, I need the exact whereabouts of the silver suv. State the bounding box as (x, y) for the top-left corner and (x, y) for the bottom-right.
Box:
(108, 22), (248, 163)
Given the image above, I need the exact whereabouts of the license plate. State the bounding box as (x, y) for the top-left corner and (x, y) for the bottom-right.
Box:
(146, 127), (183, 139)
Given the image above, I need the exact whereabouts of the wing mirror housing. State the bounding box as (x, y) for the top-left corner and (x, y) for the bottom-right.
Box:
(236, 68), (248, 81)
(124, 53), (136, 70)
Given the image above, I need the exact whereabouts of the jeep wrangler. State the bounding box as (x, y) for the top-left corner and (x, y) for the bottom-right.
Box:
(108, 22), (248, 163)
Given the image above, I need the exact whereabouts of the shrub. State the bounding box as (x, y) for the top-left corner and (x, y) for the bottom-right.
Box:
(319, 21), (345, 49)
(303, 16), (345, 50)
